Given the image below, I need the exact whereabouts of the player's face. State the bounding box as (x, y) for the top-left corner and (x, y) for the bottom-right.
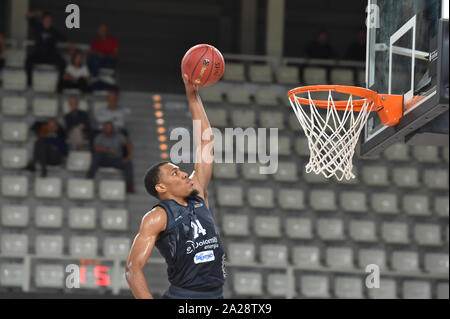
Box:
(159, 163), (195, 198)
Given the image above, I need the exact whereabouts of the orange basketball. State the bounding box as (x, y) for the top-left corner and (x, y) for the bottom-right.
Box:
(181, 44), (225, 87)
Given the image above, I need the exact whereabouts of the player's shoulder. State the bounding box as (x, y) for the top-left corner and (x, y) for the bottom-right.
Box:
(141, 206), (167, 232)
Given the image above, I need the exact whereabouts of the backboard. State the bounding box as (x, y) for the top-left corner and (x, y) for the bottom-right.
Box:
(361, 0), (449, 156)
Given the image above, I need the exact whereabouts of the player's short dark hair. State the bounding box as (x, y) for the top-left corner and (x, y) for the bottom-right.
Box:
(144, 162), (169, 199)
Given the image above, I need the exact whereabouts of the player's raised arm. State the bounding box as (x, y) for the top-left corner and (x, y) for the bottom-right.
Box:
(182, 73), (214, 197)
(125, 207), (167, 299)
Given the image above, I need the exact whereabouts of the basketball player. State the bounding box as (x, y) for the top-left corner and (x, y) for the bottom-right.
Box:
(125, 74), (226, 299)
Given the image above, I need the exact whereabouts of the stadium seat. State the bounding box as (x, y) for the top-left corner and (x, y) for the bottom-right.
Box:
(231, 109), (255, 127)
(32, 68), (58, 92)
(1, 176), (28, 198)
(318, 218), (344, 240)
(199, 85), (223, 103)
(35, 235), (64, 257)
(216, 185), (243, 207)
(206, 108), (228, 127)
(434, 196), (449, 218)
(254, 88), (279, 106)
(4, 49), (26, 67)
(383, 143), (410, 161)
(1, 205), (29, 227)
(437, 283), (449, 299)
(362, 166), (389, 186)
(103, 237), (131, 258)
(259, 111), (284, 129)
(32, 97), (58, 117)
(326, 247), (354, 269)
(92, 100), (108, 116)
(414, 224), (441, 246)
(227, 243), (255, 264)
(392, 167), (420, 188)
(424, 253), (449, 274)
(2, 148), (28, 169)
(260, 245), (288, 265)
(288, 115), (302, 132)
(303, 171), (328, 184)
(274, 162), (298, 182)
(101, 209), (128, 231)
(34, 177), (62, 199)
(402, 281), (431, 299)
(278, 188), (305, 210)
(70, 236), (98, 258)
(267, 273), (288, 297)
(213, 163), (238, 179)
(334, 277), (363, 299)
(254, 216), (281, 238)
(292, 246), (321, 268)
(242, 163), (268, 181)
(357, 69), (365, 86)
(66, 151), (92, 172)
(69, 208), (96, 229)
(358, 249), (386, 271)
(35, 264), (64, 288)
(99, 180), (126, 201)
(423, 169), (448, 190)
(62, 98), (89, 114)
(35, 206), (63, 229)
(340, 192), (368, 213)
(294, 137), (309, 157)
(2, 122), (28, 142)
(222, 214), (249, 236)
(300, 275), (330, 298)
(310, 191), (337, 211)
(223, 63), (246, 82)
(227, 87), (251, 104)
(371, 193), (399, 214)
(0, 263), (24, 287)
(274, 136), (291, 156)
(412, 145), (440, 163)
(249, 64), (272, 83)
(248, 187), (274, 208)
(381, 222), (409, 244)
(233, 272), (263, 296)
(303, 67), (327, 85)
(330, 68), (354, 85)
(235, 134), (258, 155)
(276, 65), (299, 84)
(2, 69), (26, 91)
(349, 220), (377, 242)
(392, 251), (419, 273)
(67, 179), (94, 200)
(0, 234), (28, 256)
(1, 96), (27, 116)
(403, 195), (430, 216)
(368, 279), (397, 299)
(285, 217), (312, 239)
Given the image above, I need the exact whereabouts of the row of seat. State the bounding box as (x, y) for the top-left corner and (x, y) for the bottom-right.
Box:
(215, 185), (449, 216)
(231, 271), (448, 299)
(2, 205), (127, 230)
(2, 67), (58, 93)
(1, 176), (127, 201)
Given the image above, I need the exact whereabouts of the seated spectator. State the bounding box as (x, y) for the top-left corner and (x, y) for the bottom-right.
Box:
(25, 10), (72, 86)
(65, 96), (93, 150)
(87, 24), (119, 77)
(58, 50), (91, 93)
(86, 122), (134, 193)
(345, 29), (366, 61)
(0, 33), (5, 70)
(95, 91), (129, 137)
(25, 118), (68, 177)
(305, 30), (337, 59)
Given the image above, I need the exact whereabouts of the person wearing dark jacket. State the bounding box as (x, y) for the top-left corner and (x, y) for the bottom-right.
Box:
(65, 96), (92, 150)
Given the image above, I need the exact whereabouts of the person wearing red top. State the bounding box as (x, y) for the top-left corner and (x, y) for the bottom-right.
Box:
(87, 24), (119, 77)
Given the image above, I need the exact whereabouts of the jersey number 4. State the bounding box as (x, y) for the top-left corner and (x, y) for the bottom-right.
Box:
(191, 219), (207, 239)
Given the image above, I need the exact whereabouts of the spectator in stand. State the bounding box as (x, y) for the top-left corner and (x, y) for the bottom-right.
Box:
(87, 24), (119, 77)
(0, 33), (5, 70)
(345, 29), (366, 61)
(95, 91), (129, 137)
(305, 30), (337, 59)
(65, 96), (93, 150)
(25, 10), (73, 86)
(25, 118), (68, 177)
(58, 50), (91, 93)
(86, 121), (134, 193)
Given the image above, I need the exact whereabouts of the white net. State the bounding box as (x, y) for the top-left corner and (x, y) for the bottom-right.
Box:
(290, 90), (374, 181)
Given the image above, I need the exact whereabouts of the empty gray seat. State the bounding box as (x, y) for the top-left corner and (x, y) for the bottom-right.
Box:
(326, 247), (354, 269)
(381, 222), (409, 244)
(3, 69), (26, 91)
(2, 122), (28, 142)
(358, 249), (387, 271)
(69, 208), (96, 229)
(1, 176), (28, 198)
(35, 206), (63, 228)
(294, 137), (309, 157)
(435, 196), (449, 218)
(274, 162), (298, 182)
(67, 179), (94, 200)
(392, 251), (419, 273)
(213, 163), (238, 179)
(349, 220), (377, 242)
(340, 192), (368, 213)
(303, 171), (328, 184)
(260, 111), (284, 129)
(0, 263), (24, 287)
(267, 273), (288, 297)
(424, 253), (449, 274)
(368, 279), (397, 299)
(1, 205), (29, 227)
(334, 277), (363, 299)
(223, 63), (245, 81)
(207, 108), (228, 127)
(101, 208), (128, 231)
(278, 188), (305, 210)
(32, 97), (58, 117)
(103, 237), (131, 258)
(1, 234), (28, 256)
(35, 264), (64, 288)
(260, 245), (288, 265)
(412, 145), (440, 163)
(35, 235), (63, 257)
(100, 180), (126, 201)
(216, 185), (243, 207)
(285, 218), (312, 239)
(70, 236), (98, 258)
(2, 148), (27, 169)
(330, 68), (354, 85)
(1, 96), (27, 116)
(402, 281), (431, 299)
(292, 246), (321, 268)
(303, 67), (327, 85)
(289, 115), (302, 132)
(34, 177), (62, 199)
(233, 272), (263, 296)
(362, 166), (389, 186)
(248, 188), (274, 208)
(254, 88), (279, 105)
(241, 163), (268, 180)
(254, 216), (281, 238)
(231, 109), (255, 127)
(275, 136), (291, 156)
(66, 151), (92, 172)
(227, 87), (251, 104)
(437, 282), (449, 299)
(301, 275), (330, 298)
(310, 190), (337, 211)
(222, 215), (249, 236)
(371, 193), (399, 214)
(392, 167), (420, 188)
(403, 195), (430, 216)
(383, 143), (410, 161)
(227, 243), (255, 264)
(249, 64), (272, 83)
(199, 85), (223, 103)
(317, 218), (344, 240)
(424, 169), (448, 190)
(276, 65), (299, 84)
(414, 224), (441, 246)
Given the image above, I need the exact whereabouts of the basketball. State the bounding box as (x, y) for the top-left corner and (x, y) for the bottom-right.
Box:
(181, 44), (225, 87)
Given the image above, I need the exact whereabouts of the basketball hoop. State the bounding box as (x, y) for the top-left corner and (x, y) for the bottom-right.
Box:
(288, 85), (403, 181)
